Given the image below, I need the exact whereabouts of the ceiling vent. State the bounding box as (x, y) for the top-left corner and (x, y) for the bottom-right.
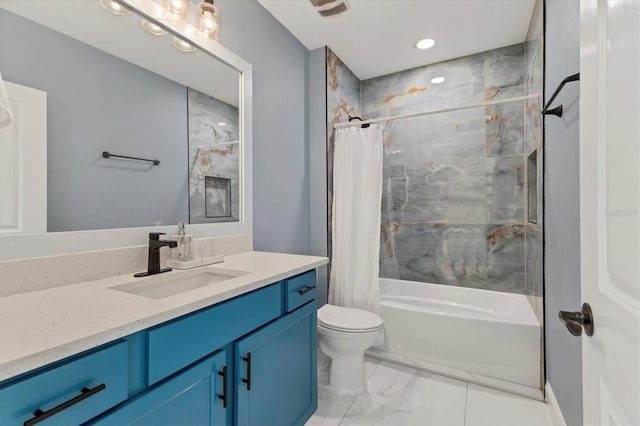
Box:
(309, 0), (349, 17)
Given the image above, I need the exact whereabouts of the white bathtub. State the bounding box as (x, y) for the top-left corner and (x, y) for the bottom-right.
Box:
(368, 278), (542, 398)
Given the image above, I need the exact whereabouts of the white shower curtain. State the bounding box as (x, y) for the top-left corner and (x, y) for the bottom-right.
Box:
(329, 125), (383, 316)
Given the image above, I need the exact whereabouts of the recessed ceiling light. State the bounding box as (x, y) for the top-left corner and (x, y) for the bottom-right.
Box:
(218, 122), (227, 126)
(431, 77), (445, 84)
(415, 38), (435, 50)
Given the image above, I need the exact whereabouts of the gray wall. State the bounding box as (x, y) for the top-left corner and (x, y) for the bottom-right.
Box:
(544, 0), (583, 424)
(0, 10), (189, 232)
(309, 47), (329, 305)
(216, 0), (311, 255)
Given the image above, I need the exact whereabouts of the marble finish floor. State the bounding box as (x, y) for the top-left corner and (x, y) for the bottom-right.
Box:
(307, 358), (553, 426)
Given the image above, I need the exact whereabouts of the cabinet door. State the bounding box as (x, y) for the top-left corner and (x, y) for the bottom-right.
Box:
(236, 301), (317, 426)
(93, 350), (230, 426)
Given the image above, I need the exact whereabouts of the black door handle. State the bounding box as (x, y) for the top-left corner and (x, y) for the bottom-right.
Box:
(217, 366), (228, 408)
(24, 384), (106, 426)
(242, 352), (252, 391)
(559, 303), (594, 336)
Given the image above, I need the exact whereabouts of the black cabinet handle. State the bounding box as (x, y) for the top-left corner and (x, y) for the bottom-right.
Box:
(217, 366), (228, 408)
(298, 285), (316, 295)
(241, 352), (252, 391)
(24, 383), (106, 426)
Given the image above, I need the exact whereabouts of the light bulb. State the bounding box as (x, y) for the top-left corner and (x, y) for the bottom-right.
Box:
(100, 0), (131, 16)
(199, 11), (219, 35)
(162, 0), (189, 21)
(431, 77), (445, 84)
(198, 1), (219, 39)
(173, 36), (196, 53)
(141, 19), (167, 36)
(169, 0), (187, 14)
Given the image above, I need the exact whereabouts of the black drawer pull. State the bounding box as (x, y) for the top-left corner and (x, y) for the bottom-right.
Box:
(24, 383), (106, 426)
(217, 366), (228, 408)
(241, 352), (252, 391)
(298, 285), (316, 295)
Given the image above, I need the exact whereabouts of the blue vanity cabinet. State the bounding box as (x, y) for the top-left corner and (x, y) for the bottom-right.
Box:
(235, 300), (317, 426)
(2, 269), (319, 426)
(93, 350), (230, 426)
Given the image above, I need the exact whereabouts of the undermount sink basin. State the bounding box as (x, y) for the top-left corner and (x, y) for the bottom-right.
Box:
(111, 268), (247, 299)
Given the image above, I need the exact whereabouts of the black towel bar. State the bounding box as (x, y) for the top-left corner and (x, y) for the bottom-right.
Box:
(102, 151), (160, 166)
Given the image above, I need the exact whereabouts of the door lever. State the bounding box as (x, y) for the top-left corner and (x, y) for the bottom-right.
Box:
(559, 303), (594, 336)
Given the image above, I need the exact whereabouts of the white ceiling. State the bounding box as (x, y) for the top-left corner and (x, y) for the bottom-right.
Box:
(258, 0), (536, 80)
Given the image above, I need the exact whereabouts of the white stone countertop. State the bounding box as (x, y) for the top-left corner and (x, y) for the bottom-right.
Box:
(0, 251), (328, 382)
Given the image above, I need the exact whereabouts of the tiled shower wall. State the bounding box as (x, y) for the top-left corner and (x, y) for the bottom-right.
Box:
(327, 25), (543, 302)
(362, 44), (529, 294)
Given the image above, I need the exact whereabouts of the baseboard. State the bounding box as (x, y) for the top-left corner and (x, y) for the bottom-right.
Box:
(545, 382), (568, 426)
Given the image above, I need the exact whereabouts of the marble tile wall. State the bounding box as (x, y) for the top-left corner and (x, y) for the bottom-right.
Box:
(524, 0), (545, 323)
(188, 88), (240, 224)
(360, 44), (529, 294)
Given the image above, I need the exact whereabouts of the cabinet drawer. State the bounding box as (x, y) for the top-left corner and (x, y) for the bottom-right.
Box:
(147, 283), (282, 385)
(0, 341), (128, 426)
(284, 270), (317, 312)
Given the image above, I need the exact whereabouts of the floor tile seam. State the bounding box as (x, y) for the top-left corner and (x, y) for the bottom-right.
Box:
(337, 396), (359, 426)
(463, 381), (470, 426)
(339, 359), (380, 425)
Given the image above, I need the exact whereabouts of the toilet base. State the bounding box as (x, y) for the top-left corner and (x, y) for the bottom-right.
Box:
(325, 351), (367, 395)
(317, 325), (383, 395)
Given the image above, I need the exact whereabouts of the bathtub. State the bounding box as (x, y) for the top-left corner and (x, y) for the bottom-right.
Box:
(367, 278), (542, 399)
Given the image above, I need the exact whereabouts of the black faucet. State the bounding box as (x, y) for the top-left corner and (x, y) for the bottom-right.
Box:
(134, 232), (178, 277)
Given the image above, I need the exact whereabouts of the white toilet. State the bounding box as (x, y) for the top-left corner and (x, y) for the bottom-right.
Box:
(317, 304), (384, 395)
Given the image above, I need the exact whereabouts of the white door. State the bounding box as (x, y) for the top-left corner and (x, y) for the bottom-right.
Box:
(580, 1), (640, 425)
(0, 81), (47, 234)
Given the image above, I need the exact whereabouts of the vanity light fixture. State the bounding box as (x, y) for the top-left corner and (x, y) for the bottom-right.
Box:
(173, 36), (196, 53)
(100, 0), (131, 16)
(431, 76), (445, 84)
(141, 19), (168, 36)
(163, 0), (189, 21)
(198, 0), (219, 40)
(415, 38), (435, 50)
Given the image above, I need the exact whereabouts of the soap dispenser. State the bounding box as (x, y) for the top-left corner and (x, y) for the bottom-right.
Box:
(172, 222), (192, 262)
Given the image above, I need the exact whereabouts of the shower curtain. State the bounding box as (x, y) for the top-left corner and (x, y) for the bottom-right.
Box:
(329, 125), (383, 316)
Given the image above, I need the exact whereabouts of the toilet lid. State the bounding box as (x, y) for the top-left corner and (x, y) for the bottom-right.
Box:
(318, 304), (383, 332)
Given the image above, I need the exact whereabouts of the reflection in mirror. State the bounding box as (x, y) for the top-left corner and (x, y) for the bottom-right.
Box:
(0, 0), (241, 233)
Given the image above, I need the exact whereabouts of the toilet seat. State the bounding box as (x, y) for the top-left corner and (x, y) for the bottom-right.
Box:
(318, 304), (383, 333)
